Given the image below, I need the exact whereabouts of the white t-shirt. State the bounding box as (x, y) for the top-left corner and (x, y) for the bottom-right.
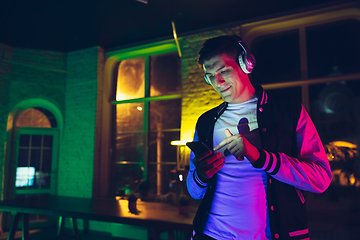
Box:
(203, 97), (272, 240)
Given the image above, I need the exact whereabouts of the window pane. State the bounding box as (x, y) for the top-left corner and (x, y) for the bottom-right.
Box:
(18, 149), (29, 167)
(16, 108), (53, 128)
(250, 30), (301, 85)
(265, 87), (302, 103)
(43, 135), (53, 147)
(306, 19), (360, 78)
(32, 109), (51, 128)
(32, 135), (42, 147)
(35, 172), (50, 189)
(31, 149), (41, 170)
(42, 149), (52, 173)
(148, 131), (180, 163)
(116, 58), (145, 101)
(19, 135), (30, 147)
(115, 132), (146, 163)
(149, 99), (181, 131)
(148, 164), (177, 195)
(309, 81), (359, 144)
(16, 109), (31, 127)
(116, 102), (144, 132)
(147, 99), (180, 196)
(36, 108), (57, 127)
(150, 52), (181, 97)
(16, 134), (53, 190)
(15, 167), (35, 188)
(309, 80), (360, 188)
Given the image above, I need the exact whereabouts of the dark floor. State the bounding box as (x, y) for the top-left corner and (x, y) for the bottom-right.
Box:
(0, 227), (132, 240)
(2, 224), (359, 240)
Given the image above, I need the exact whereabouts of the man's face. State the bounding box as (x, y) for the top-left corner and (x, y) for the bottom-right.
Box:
(203, 53), (253, 104)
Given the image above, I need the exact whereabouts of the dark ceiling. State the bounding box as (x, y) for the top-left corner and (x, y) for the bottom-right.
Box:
(0, 0), (356, 52)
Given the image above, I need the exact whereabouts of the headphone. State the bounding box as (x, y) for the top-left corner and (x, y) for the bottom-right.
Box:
(237, 39), (256, 74)
(203, 38), (256, 84)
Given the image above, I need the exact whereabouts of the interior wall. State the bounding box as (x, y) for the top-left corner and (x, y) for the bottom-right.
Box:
(57, 46), (104, 198)
(0, 43), (66, 200)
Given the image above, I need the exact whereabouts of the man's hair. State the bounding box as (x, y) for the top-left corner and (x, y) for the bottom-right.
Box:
(197, 35), (243, 66)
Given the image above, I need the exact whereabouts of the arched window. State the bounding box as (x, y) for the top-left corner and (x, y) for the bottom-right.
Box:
(13, 107), (58, 195)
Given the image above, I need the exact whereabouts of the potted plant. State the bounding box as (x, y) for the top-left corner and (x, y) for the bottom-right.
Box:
(127, 192), (138, 213)
(178, 194), (189, 215)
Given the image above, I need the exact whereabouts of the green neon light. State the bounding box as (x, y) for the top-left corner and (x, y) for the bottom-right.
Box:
(107, 43), (178, 60)
(113, 94), (181, 105)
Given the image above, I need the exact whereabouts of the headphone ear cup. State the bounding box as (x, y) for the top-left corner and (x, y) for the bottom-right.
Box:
(238, 55), (251, 74)
(237, 39), (255, 74)
(245, 53), (255, 73)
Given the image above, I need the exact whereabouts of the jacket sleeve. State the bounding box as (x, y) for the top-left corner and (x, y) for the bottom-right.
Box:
(186, 127), (209, 199)
(251, 105), (332, 193)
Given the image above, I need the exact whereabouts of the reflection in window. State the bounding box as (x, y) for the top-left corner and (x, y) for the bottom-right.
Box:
(16, 167), (35, 187)
(148, 100), (181, 195)
(149, 99), (181, 131)
(116, 103), (144, 132)
(150, 52), (181, 97)
(114, 50), (181, 197)
(115, 132), (145, 164)
(116, 58), (145, 101)
(116, 103), (145, 164)
(309, 82), (357, 144)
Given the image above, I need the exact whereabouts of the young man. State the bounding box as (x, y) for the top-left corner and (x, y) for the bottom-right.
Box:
(186, 35), (332, 240)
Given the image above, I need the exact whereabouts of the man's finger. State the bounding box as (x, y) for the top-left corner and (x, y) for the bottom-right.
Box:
(214, 129), (233, 151)
(213, 138), (231, 151)
(225, 128), (233, 138)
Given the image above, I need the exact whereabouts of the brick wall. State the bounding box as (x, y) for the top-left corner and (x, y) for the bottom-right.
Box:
(58, 46), (104, 198)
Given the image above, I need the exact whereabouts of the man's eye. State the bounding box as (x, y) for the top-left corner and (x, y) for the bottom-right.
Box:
(221, 69), (231, 75)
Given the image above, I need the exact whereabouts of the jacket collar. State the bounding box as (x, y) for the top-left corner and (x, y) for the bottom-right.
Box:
(254, 85), (268, 107)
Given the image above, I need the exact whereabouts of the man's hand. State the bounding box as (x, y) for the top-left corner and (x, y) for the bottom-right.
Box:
(214, 129), (260, 162)
(193, 150), (225, 182)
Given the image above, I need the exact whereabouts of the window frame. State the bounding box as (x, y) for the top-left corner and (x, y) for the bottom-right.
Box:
(97, 40), (181, 197)
(242, 6), (360, 111)
(113, 45), (181, 192)
(240, 5), (360, 191)
(14, 127), (59, 195)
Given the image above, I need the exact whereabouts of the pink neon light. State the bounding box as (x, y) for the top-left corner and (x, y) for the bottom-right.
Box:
(289, 229), (309, 237)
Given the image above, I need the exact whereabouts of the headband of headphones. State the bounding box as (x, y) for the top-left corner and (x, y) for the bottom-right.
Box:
(203, 37), (256, 84)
